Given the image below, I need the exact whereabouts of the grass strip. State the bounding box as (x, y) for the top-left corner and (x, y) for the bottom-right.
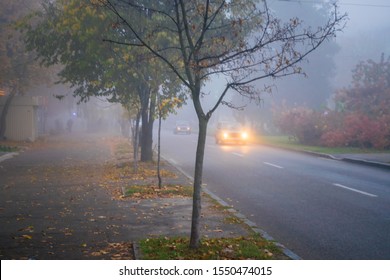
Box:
(139, 235), (289, 260)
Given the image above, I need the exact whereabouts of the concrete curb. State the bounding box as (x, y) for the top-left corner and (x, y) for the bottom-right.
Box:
(262, 144), (390, 170)
(296, 149), (390, 170)
(0, 152), (19, 163)
(340, 157), (390, 170)
(132, 242), (143, 260)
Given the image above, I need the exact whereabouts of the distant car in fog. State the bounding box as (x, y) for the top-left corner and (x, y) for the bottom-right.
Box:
(215, 121), (249, 145)
(174, 121), (191, 135)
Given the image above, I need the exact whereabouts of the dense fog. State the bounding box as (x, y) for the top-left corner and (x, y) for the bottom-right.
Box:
(166, 0), (390, 134)
(5, 0), (388, 140)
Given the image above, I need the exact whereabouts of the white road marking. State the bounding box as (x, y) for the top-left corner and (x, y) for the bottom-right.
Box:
(168, 158), (178, 165)
(167, 158), (194, 181)
(264, 162), (284, 169)
(0, 152), (18, 163)
(332, 183), (378, 198)
(232, 152), (244, 157)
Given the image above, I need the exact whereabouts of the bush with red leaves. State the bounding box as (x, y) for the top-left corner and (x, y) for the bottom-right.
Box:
(275, 55), (390, 149)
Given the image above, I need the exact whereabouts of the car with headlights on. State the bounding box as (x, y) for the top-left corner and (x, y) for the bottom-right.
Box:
(215, 121), (249, 145)
(174, 120), (191, 135)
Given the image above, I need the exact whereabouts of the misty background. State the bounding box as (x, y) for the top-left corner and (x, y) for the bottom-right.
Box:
(168, 0), (390, 133)
(19, 0), (390, 136)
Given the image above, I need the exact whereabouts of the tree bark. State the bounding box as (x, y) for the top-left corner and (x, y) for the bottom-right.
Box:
(157, 104), (162, 189)
(0, 88), (16, 140)
(138, 85), (155, 162)
(189, 89), (209, 248)
(132, 111), (141, 173)
(189, 116), (208, 248)
(140, 107), (154, 162)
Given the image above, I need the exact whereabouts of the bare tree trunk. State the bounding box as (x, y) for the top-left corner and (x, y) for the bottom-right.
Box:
(0, 88), (16, 140)
(157, 106), (162, 189)
(140, 110), (153, 161)
(189, 112), (208, 249)
(139, 87), (156, 162)
(132, 111), (141, 173)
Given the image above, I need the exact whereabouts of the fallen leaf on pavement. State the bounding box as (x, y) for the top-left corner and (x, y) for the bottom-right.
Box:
(22, 235), (32, 239)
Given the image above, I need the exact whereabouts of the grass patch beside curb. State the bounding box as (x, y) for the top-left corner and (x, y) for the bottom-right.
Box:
(0, 145), (19, 152)
(123, 185), (193, 198)
(257, 135), (390, 154)
(139, 235), (289, 260)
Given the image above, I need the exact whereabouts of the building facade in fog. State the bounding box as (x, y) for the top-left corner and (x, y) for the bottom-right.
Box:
(0, 96), (45, 141)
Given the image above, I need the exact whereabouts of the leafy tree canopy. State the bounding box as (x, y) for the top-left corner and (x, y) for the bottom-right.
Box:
(22, 0), (185, 161)
(335, 53), (390, 117)
(0, 0), (44, 92)
(0, 0), (55, 138)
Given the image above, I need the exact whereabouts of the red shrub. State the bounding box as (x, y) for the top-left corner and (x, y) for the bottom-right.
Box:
(274, 107), (323, 145)
(342, 113), (389, 149)
(320, 130), (347, 147)
(275, 108), (390, 149)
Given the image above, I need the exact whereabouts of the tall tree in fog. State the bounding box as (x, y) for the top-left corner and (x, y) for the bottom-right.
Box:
(335, 53), (390, 117)
(270, 0), (341, 108)
(99, 0), (346, 248)
(230, 1), (341, 131)
(22, 0), (183, 161)
(0, 0), (44, 139)
(334, 25), (390, 87)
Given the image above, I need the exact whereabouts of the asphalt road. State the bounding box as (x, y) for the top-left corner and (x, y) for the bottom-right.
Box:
(157, 129), (390, 260)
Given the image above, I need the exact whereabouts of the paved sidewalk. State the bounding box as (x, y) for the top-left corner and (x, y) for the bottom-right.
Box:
(0, 133), (252, 260)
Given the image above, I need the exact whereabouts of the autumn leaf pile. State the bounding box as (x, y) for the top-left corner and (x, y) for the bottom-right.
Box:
(102, 137), (191, 200)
